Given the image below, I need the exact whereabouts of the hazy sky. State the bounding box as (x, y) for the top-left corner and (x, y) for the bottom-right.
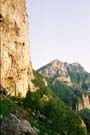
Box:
(27, 0), (90, 73)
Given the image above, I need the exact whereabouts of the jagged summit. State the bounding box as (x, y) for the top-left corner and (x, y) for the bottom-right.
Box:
(38, 59), (90, 88)
(72, 62), (81, 66)
(50, 59), (62, 64)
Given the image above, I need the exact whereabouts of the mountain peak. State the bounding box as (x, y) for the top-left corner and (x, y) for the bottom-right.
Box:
(51, 59), (61, 64)
(38, 59), (90, 88)
(72, 62), (81, 67)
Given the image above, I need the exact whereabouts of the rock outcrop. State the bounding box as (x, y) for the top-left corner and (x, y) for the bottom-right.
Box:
(82, 94), (90, 109)
(77, 94), (90, 111)
(0, 0), (34, 96)
(1, 113), (37, 135)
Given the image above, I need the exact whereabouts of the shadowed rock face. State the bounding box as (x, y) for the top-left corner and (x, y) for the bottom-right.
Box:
(0, 85), (7, 96)
(0, 0), (34, 96)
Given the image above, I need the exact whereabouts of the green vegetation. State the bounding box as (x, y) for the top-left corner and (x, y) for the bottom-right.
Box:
(0, 70), (89, 135)
(68, 67), (90, 90)
(48, 79), (84, 110)
(24, 89), (87, 135)
(0, 98), (17, 116)
(32, 70), (45, 88)
(0, 96), (33, 122)
(0, 91), (87, 135)
(79, 109), (90, 133)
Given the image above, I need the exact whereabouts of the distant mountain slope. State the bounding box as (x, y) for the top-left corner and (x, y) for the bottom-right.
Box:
(38, 59), (90, 110)
(38, 59), (90, 90)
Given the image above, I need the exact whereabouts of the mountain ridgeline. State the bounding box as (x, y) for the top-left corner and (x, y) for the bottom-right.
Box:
(38, 59), (90, 90)
(38, 59), (90, 110)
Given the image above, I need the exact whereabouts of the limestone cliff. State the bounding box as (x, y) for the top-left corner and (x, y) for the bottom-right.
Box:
(77, 94), (90, 111)
(0, 0), (34, 97)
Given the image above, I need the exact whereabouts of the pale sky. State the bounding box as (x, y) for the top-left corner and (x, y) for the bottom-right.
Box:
(27, 0), (90, 73)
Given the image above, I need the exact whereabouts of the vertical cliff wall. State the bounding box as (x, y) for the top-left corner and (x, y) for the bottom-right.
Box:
(77, 94), (90, 111)
(82, 94), (90, 109)
(0, 0), (34, 96)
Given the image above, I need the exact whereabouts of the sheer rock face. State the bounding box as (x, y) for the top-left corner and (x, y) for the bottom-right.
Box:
(77, 94), (90, 111)
(0, 0), (34, 97)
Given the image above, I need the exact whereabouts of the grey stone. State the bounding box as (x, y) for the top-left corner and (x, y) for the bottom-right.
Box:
(1, 114), (37, 135)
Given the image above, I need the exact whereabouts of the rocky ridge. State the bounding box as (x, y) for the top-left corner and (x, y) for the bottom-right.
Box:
(38, 59), (90, 89)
